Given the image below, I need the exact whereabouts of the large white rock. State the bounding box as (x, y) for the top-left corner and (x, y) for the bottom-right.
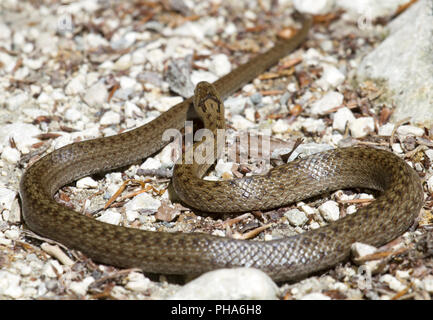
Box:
(357, 0), (433, 126)
(168, 268), (278, 300)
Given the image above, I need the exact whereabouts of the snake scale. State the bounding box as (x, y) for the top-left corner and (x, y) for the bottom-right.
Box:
(19, 14), (424, 282)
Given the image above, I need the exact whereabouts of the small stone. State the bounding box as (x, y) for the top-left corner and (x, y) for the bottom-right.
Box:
(69, 276), (95, 296)
(379, 274), (406, 292)
(96, 209), (121, 225)
(65, 74), (86, 95)
(396, 125), (424, 137)
(83, 81), (108, 107)
(301, 118), (326, 133)
(0, 188), (17, 211)
(224, 96), (248, 115)
(168, 268), (278, 300)
(125, 272), (151, 292)
(349, 117), (375, 138)
(351, 242), (377, 263)
(4, 229), (19, 240)
(272, 119), (290, 133)
(1, 147), (20, 164)
(100, 111), (121, 125)
(113, 53), (132, 71)
(231, 115), (255, 130)
(333, 107), (355, 133)
(378, 123), (395, 136)
(392, 143), (403, 154)
(424, 149), (433, 162)
(293, 0), (334, 15)
(0, 271), (23, 299)
(0, 123), (41, 153)
(214, 159), (233, 178)
(250, 92), (262, 105)
(125, 101), (143, 118)
(148, 96), (183, 113)
(140, 157), (161, 170)
(7, 93), (29, 110)
(317, 64), (345, 90)
(64, 108), (82, 122)
(76, 177), (98, 189)
(125, 192), (161, 213)
(300, 292), (331, 300)
(209, 54), (231, 77)
(284, 209), (308, 226)
(318, 200), (340, 222)
(310, 91), (344, 115)
(422, 275), (433, 293)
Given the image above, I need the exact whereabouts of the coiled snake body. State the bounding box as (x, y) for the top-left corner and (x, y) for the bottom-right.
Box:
(19, 15), (423, 281)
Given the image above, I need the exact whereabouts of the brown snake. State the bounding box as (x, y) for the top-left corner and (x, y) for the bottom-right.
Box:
(19, 14), (424, 282)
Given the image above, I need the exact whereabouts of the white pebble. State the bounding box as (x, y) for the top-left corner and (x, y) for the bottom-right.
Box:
(0, 188), (17, 211)
(120, 76), (138, 91)
(97, 209), (121, 225)
(65, 74), (86, 95)
(293, 0), (334, 15)
(422, 275), (433, 293)
(125, 272), (151, 292)
(15, 262), (32, 276)
(317, 64), (345, 90)
(69, 276), (95, 296)
(378, 123), (395, 136)
(1, 147), (20, 164)
(125, 101), (143, 118)
(64, 108), (82, 122)
(4, 229), (19, 240)
(318, 200), (340, 222)
(7, 93), (29, 110)
(100, 111), (121, 125)
(214, 159), (233, 178)
(209, 54), (231, 77)
(379, 274), (406, 292)
(285, 209), (308, 226)
(310, 91), (344, 115)
(392, 143), (403, 154)
(300, 292), (331, 300)
(125, 192), (161, 213)
(140, 157), (161, 170)
(349, 117), (375, 138)
(0, 123), (41, 152)
(76, 177), (98, 189)
(424, 149), (433, 162)
(149, 96), (183, 113)
(302, 118), (326, 133)
(272, 119), (290, 133)
(396, 125), (424, 137)
(168, 268), (278, 300)
(332, 107), (355, 132)
(84, 81), (108, 107)
(300, 204), (316, 216)
(225, 96), (248, 115)
(0, 271), (23, 299)
(351, 242), (377, 262)
(113, 53), (132, 71)
(231, 115), (255, 130)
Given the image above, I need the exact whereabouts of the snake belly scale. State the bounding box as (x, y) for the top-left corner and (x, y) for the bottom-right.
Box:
(19, 14), (424, 282)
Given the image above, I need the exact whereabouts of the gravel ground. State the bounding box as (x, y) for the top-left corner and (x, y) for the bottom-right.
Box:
(0, 0), (432, 300)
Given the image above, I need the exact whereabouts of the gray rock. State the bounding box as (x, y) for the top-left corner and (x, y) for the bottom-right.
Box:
(168, 268), (278, 300)
(357, 0), (433, 126)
